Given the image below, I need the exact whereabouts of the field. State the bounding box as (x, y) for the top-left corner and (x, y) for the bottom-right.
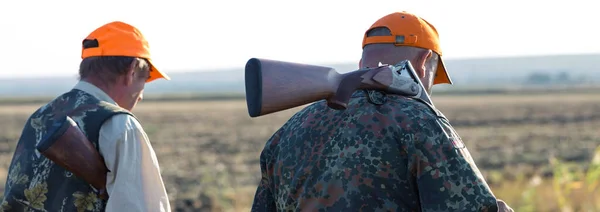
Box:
(1, 90), (600, 211)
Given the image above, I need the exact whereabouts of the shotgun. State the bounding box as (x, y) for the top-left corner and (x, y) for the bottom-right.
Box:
(244, 58), (433, 117)
(35, 115), (109, 200)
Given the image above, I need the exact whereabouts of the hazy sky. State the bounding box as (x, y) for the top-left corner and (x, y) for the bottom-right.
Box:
(0, 0), (598, 79)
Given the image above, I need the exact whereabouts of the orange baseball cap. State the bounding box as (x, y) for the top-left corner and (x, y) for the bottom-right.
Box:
(362, 11), (452, 85)
(81, 21), (170, 83)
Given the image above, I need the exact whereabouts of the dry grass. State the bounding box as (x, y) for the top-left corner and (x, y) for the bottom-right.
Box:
(1, 92), (599, 211)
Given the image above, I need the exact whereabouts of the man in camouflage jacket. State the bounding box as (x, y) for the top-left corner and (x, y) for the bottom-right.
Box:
(251, 11), (514, 212)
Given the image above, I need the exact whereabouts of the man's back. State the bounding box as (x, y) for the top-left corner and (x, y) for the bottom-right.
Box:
(1, 89), (131, 211)
(252, 90), (500, 212)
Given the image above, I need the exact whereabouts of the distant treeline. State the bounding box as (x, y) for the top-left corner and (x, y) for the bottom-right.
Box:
(1, 85), (599, 106)
(0, 93), (245, 106)
(524, 71), (593, 85)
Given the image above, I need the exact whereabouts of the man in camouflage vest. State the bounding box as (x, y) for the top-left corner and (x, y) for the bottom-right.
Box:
(1, 21), (171, 212)
(251, 11), (514, 211)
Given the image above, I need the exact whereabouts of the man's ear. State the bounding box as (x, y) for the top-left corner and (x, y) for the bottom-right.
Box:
(124, 59), (137, 86)
(416, 49), (432, 78)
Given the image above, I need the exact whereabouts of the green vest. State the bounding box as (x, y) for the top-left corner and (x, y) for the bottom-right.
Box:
(1, 89), (133, 212)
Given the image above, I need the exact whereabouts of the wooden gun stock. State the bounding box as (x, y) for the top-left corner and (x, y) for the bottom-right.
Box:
(244, 58), (424, 117)
(36, 116), (109, 200)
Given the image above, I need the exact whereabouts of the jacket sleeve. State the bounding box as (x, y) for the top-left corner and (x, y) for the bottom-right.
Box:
(250, 129), (281, 212)
(408, 114), (500, 212)
(99, 114), (171, 212)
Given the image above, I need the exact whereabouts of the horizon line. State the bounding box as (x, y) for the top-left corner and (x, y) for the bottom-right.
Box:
(1, 52), (599, 80)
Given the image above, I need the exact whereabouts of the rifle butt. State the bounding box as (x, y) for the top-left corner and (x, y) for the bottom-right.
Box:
(36, 116), (109, 200)
(245, 58), (342, 117)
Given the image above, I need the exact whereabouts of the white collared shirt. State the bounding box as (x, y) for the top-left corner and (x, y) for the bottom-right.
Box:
(73, 81), (171, 212)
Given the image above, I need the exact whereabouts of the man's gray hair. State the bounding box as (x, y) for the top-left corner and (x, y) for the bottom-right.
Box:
(78, 56), (150, 83)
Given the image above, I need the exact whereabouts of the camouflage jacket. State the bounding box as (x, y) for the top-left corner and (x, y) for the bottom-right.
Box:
(1, 89), (132, 212)
(251, 90), (500, 212)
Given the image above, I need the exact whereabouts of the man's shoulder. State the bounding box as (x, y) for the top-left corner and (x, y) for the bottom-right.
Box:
(299, 90), (438, 113)
(349, 90), (444, 124)
(386, 94), (442, 118)
(277, 90), (444, 137)
(100, 113), (144, 136)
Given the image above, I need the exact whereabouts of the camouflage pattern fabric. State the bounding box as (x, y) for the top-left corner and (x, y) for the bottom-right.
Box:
(1, 89), (132, 212)
(251, 90), (500, 212)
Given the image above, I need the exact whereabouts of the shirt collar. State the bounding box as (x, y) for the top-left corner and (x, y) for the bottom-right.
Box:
(73, 80), (118, 106)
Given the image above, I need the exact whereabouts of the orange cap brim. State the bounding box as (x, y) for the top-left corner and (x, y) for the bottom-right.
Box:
(146, 58), (170, 82)
(434, 57), (452, 85)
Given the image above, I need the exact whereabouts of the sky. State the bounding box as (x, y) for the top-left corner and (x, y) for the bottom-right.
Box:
(0, 0), (598, 79)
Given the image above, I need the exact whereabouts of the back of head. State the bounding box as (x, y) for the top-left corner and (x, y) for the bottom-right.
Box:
(361, 11), (453, 86)
(79, 55), (150, 86)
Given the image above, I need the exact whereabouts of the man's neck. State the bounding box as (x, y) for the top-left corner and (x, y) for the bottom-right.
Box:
(80, 78), (120, 103)
(82, 76), (109, 90)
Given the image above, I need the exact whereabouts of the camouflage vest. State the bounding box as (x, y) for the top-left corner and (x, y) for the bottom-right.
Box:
(1, 89), (134, 212)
